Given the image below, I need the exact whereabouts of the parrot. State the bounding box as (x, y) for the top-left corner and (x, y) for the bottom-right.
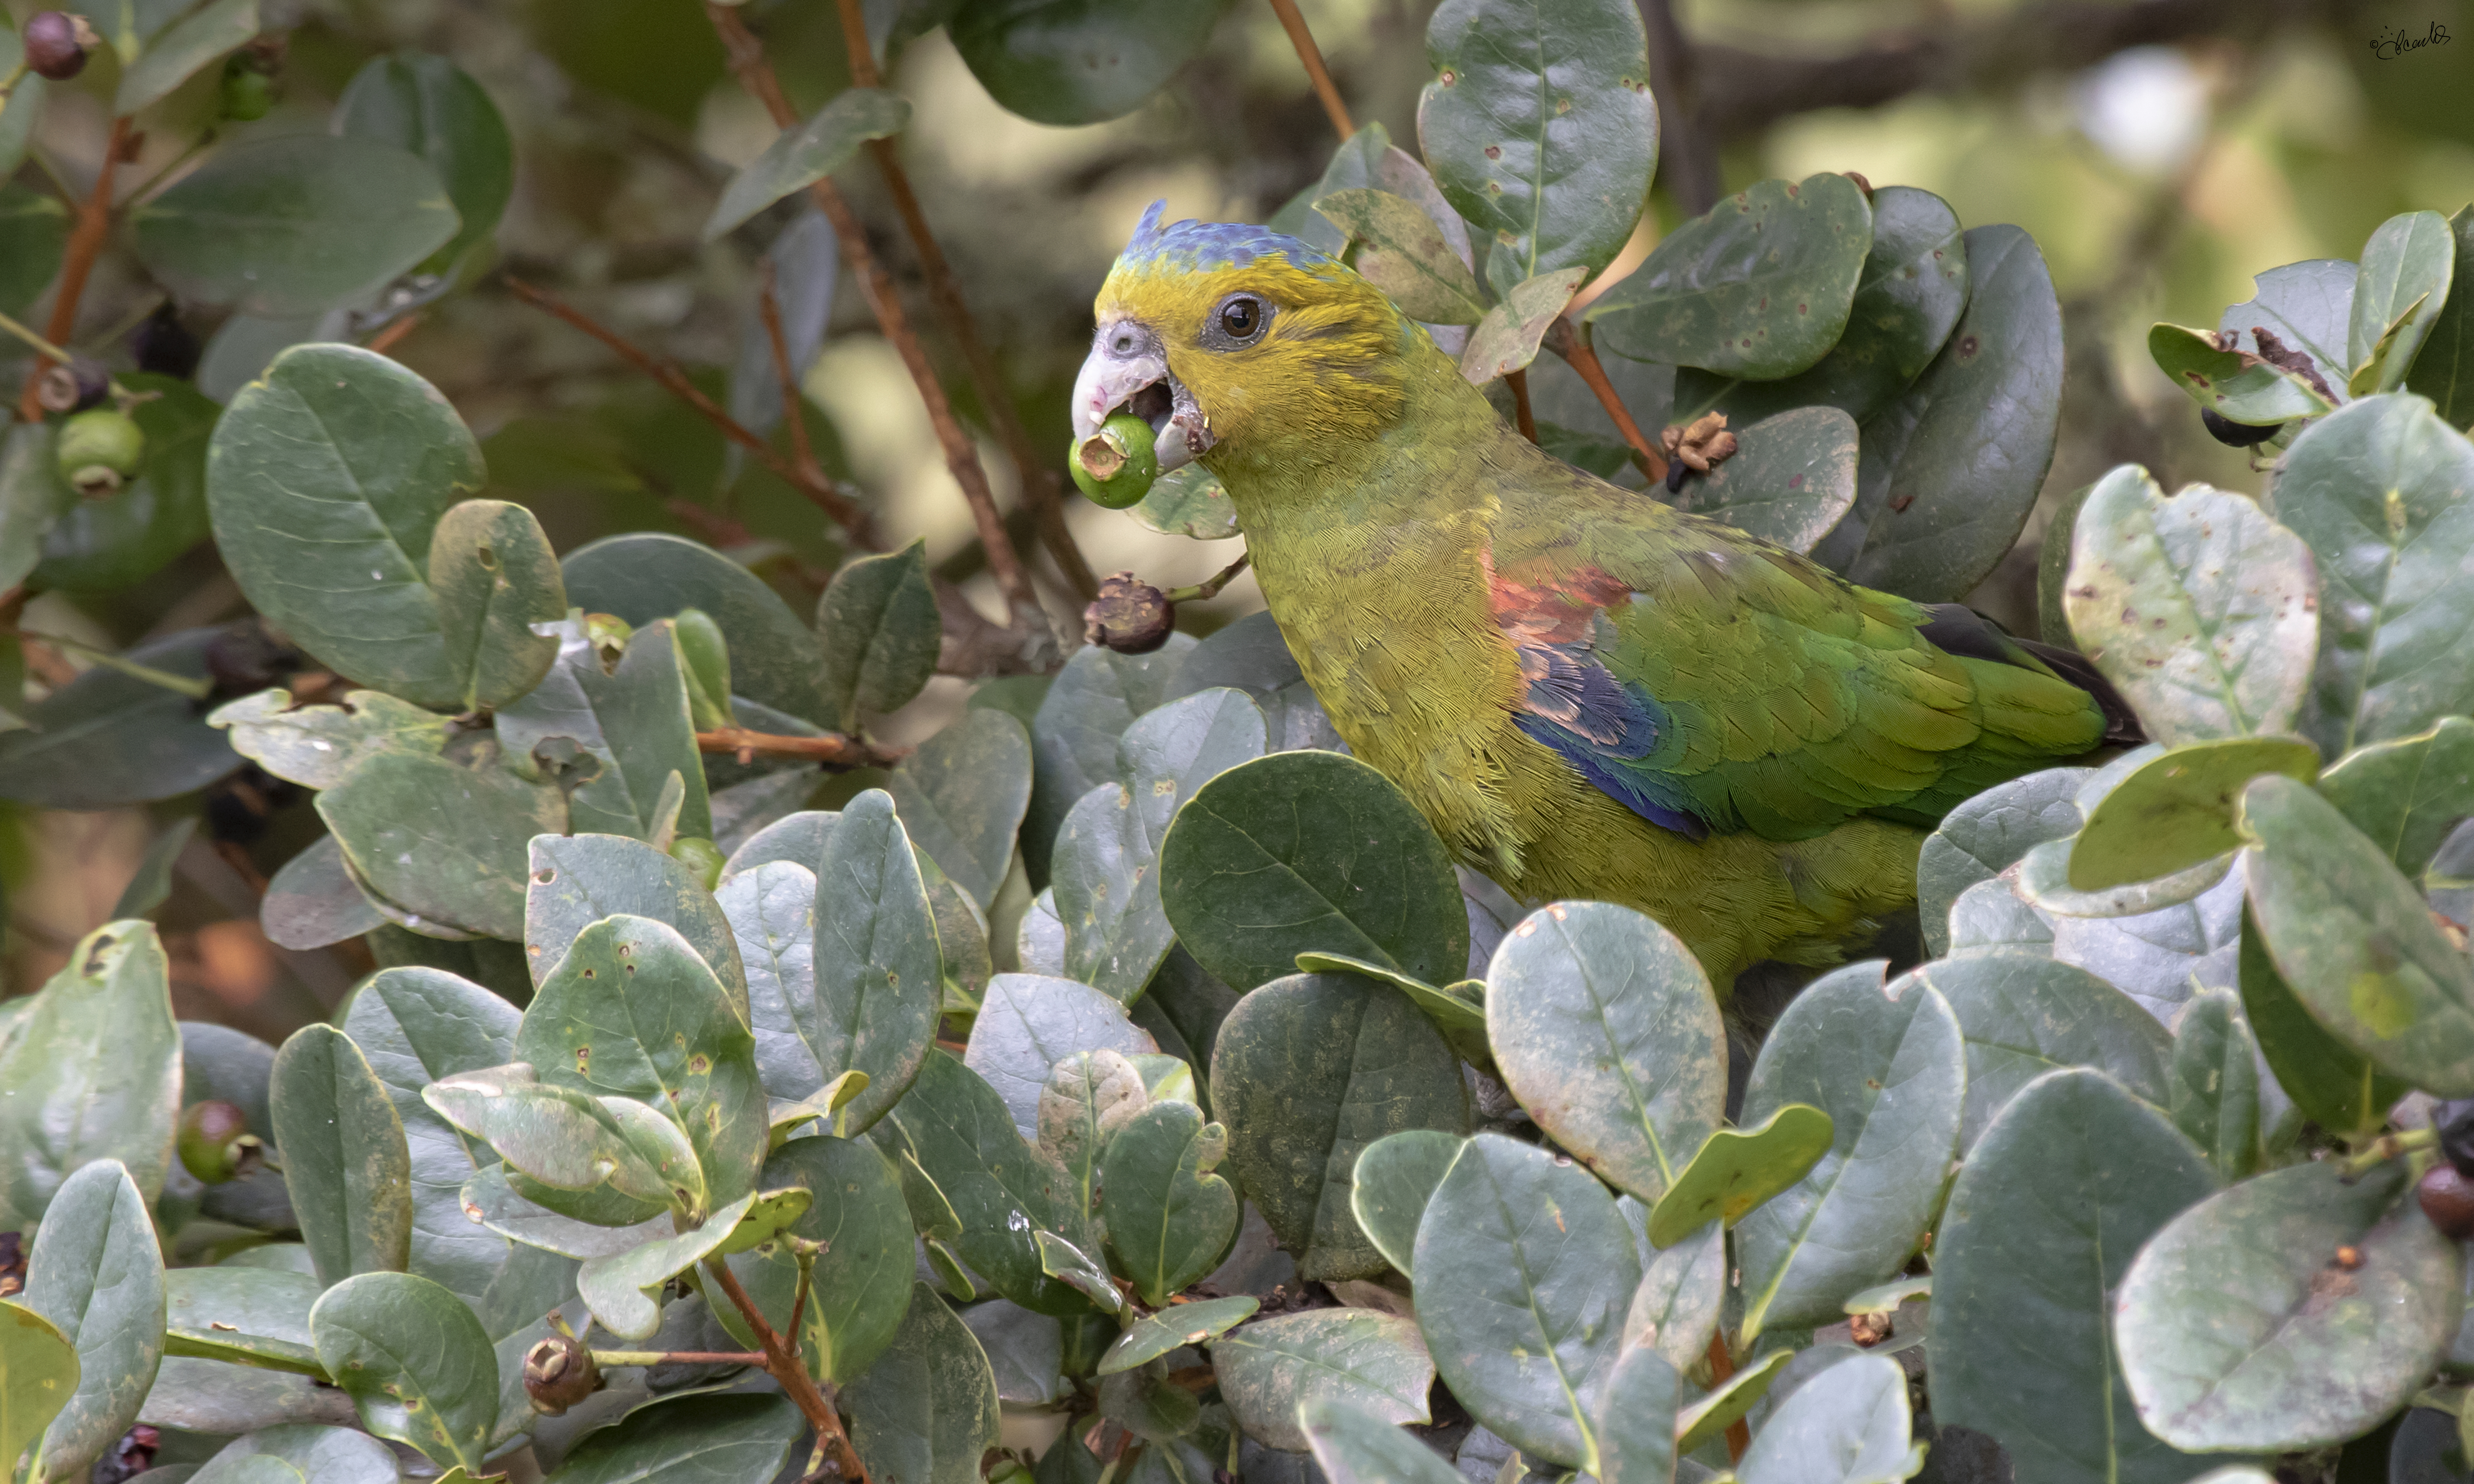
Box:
(1071, 204), (2135, 986)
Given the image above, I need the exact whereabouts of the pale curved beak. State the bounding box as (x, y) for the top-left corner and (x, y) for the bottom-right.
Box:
(1073, 317), (1213, 474)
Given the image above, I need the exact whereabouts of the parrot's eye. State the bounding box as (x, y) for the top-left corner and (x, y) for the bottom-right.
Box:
(1216, 295), (1265, 342)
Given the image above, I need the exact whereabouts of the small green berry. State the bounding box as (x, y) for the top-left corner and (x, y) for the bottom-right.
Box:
(176, 1101), (258, 1185)
(669, 836), (726, 890)
(59, 407), (145, 483)
(1069, 414), (1160, 509)
(220, 64), (275, 121)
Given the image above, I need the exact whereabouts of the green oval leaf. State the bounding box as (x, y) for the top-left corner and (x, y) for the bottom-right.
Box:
(2166, 988), (2262, 1182)
(1300, 1394), (1464, 1484)
(2116, 1161), (2459, 1450)
(1591, 175), (1871, 377)
(1735, 963), (1964, 1339)
(2351, 210), (2456, 390)
(165, 1257), (325, 1376)
(0, 629), (237, 809)
(949, 0), (1227, 126)
(2238, 772), (2474, 1093)
(2221, 259), (2354, 407)
(1213, 973), (1467, 1280)
(2405, 205), (2474, 426)
(132, 136), (459, 316)
(538, 1391), (805, 1481)
(335, 52), (516, 272)
(806, 789), (943, 1135)
(191, 1425), (397, 1484)
(1813, 224), (2064, 603)
(1645, 1102), (1832, 1250)
(0, 920), (181, 1228)
(1313, 188), (1486, 325)
(1098, 1295), (1258, 1378)
(963, 972), (1156, 1141)
(1588, 1344), (1680, 1484)
(2062, 466), (2319, 746)
(842, 1280), (1003, 1484)
(1348, 1129), (1463, 1280)
(1486, 900), (1724, 1204)
(575, 1190), (756, 1340)
(1670, 184), (1969, 429)
(2236, 906), (2402, 1140)
(524, 832), (742, 997)
(1215, 1308), (1433, 1453)
(114, 0), (257, 114)
(873, 1051), (1092, 1316)
(1663, 405), (1859, 554)
(1413, 1132), (1639, 1472)
(1916, 767), (2092, 958)
(2314, 715), (2474, 874)
(1161, 750), (1467, 992)
(2146, 323), (2334, 425)
(1911, 955), (2171, 1152)
(1099, 1100), (1239, 1306)
(317, 751), (566, 940)
(817, 538), (939, 730)
(2274, 393), (2474, 754)
(1057, 688), (1267, 1001)
(2069, 737), (2321, 891)
(18, 1160), (165, 1481)
(499, 616), (709, 842)
(512, 914), (767, 1211)
(1735, 1353), (1922, 1484)
(309, 1271), (507, 1471)
(0, 1302), (80, 1484)
(1929, 1068), (2213, 1483)
(1460, 267), (1591, 383)
(890, 708), (1033, 912)
(1028, 636), (1197, 880)
(271, 1022), (413, 1286)
(1623, 1220), (1723, 1374)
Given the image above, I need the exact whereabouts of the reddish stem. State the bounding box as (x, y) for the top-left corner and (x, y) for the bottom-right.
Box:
(1266, 0), (1354, 137)
(1504, 366), (1539, 444)
(16, 116), (132, 422)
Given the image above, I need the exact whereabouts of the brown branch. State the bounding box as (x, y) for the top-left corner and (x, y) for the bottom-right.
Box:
(707, 3), (1056, 665)
(1503, 367), (1539, 444)
(1267, 0), (1355, 138)
(504, 276), (879, 546)
(696, 726), (908, 769)
(16, 116), (132, 423)
(363, 312), (422, 358)
(1705, 1331), (1748, 1463)
(703, 1257), (868, 1483)
(754, 261), (826, 488)
(1547, 318), (1667, 480)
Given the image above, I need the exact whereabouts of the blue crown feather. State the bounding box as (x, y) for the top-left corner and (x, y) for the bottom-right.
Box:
(1116, 200), (1338, 274)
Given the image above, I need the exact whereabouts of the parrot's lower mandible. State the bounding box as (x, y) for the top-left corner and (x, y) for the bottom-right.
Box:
(1072, 204), (2134, 986)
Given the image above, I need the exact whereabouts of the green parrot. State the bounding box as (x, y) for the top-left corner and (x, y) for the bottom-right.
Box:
(1071, 204), (2133, 985)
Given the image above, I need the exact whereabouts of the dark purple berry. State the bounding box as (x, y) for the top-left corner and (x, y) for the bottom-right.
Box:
(23, 11), (93, 81)
(2437, 1098), (2474, 1178)
(1083, 571), (1175, 654)
(132, 305), (202, 380)
(2421, 1163), (2474, 1241)
(2200, 408), (2280, 447)
(35, 358), (110, 413)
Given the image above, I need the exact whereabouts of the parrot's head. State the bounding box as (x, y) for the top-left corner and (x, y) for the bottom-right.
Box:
(1073, 201), (1419, 482)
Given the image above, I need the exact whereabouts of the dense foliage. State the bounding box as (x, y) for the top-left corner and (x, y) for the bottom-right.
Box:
(4, 0), (2474, 1480)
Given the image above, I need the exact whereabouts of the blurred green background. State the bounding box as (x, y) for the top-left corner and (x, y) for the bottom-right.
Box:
(2, 0), (2468, 1039)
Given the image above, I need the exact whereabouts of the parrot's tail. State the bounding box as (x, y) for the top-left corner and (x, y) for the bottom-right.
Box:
(1916, 603), (2146, 747)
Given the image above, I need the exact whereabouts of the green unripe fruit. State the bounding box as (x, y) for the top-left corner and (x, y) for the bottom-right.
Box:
(669, 835), (726, 890)
(59, 407), (145, 481)
(673, 608), (734, 731)
(177, 1100), (258, 1185)
(220, 65), (275, 121)
(1069, 415), (1159, 509)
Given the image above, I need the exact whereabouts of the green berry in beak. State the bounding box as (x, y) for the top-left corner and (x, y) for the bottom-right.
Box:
(1070, 413), (1160, 509)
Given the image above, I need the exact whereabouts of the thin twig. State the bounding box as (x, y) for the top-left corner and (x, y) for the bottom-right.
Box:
(1503, 367), (1539, 444)
(363, 313), (422, 357)
(16, 116), (131, 422)
(755, 261), (826, 488)
(703, 1257), (869, 1482)
(0, 308), (74, 364)
(3, 628), (212, 699)
(504, 275), (878, 545)
(696, 726), (908, 769)
(707, 3), (1055, 663)
(1546, 318), (1667, 478)
(590, 1349), (768, 1367)
(1161, 553), (1250, 604)
(1266, 0), (1355, 137)
(1705, 1331), (1748, 1463)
